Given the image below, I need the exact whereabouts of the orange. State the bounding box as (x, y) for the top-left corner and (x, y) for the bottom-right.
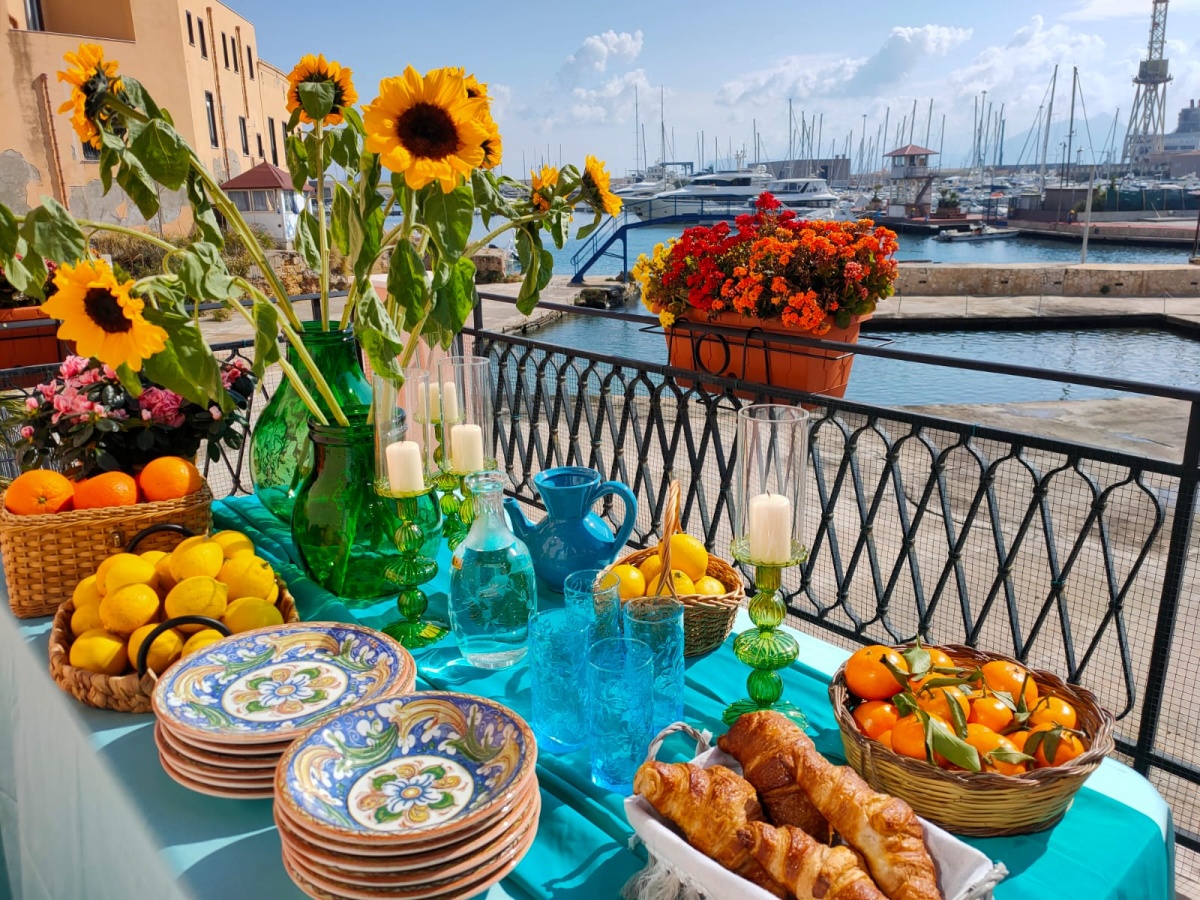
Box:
(911, 675), (969, 724)
(1029, 695), (1077, 731)
(906, 647), (958, 689)
(1008, 730), (1030, 753)
(876, 729), (893, 751)
(890, 713), (933, 761)
(968, 695), (1015, 733)
(1027, 723), (1086, 768)
(4, 470), (75, 515)
(964, 727), (1027, 776)
(74, 471), (139, 509)
(979, 660), (1039, 711)
(852, 700), (899, 739)
(136, 456), (203, 502)
(844, 645), (908, 701)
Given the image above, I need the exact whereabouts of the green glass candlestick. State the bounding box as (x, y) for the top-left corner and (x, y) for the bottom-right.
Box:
(383, 489), (448, 648)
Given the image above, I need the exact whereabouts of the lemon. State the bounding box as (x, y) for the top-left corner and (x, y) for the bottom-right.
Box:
(154, 553), (177, 594)
(223, 597), (284, 634)
(182, 628), (226, 657)
(216, 554), (276, 601)
(265, 580), (280, 606)
(168, 539), (225, 581)
(95, 553), (140, 596)
(72, 575), (102, 608)
(139, 550), (168, 566)
(69, 629), (128, 676)
(638, 554), (664, 584)
(694, 575), (726, 596)
(647, 569), (696, 596)
(70, 602), (105, 637)
(127, 624), (184, 674)
(98, 583), (161, 636)
(164, 576), (228, 632)
(211, 530), (255, 559)
(103, 555), (159, 594)
(611, 564), (646, 600)
(669, 534), (709, 581)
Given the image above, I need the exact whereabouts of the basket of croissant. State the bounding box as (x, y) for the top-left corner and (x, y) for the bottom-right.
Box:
(829, 642), (1115, 837)
(625, 714), (1007, 900)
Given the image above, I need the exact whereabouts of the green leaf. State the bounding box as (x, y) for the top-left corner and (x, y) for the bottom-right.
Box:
(371, 773), (398, 790)
(0, 204), (18, 257)
(353, 284), (406, 382)
(430, 257), (476, 340)
(187, 171), (223, 248)
(114, 363), (143, 399)
(286, 107), (304, 133)
(428, 792), (456, 810)
(387, 240), (427, 330)
(21, 198), (88, 264)
(330, 182), (352, 255)
(115, 154), (161, 220)
(141, 307), (230, 410)
(294, 209), (322, 271)
(902, 646), (932, 677)
(418, 182), (474, 261)
(893, 692), (918, 717)
(880, 655), (912, 690)
(178, 243), (235, 302)
(284, 135), (309, 191)
(422, 765), (446, 779)
(989, 747), (1034, 766)
(298, 81), (336, 123)
(251, 297), (281, 378)
(374, 807), (402, 824)
(119, 77), (163, 120)
(946, 689), (969, 738)
(349, 153), (384, 282)
(470, 170), (517, 227)
(574, 212), (602, 242)
(130, 120), (190, 190)
(928, 717), (981, 772)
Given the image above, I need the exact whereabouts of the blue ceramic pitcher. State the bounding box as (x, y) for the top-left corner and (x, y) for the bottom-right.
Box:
(504, 467), (638, 591)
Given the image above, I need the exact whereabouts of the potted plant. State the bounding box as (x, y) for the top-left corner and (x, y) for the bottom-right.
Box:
(0, 259), (63, 376)
(633, 194), (898, 397)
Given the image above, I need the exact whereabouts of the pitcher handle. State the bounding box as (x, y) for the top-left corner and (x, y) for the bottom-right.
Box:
(589, 480), (638, 557)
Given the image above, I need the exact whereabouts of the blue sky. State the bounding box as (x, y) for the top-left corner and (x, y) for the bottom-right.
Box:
(234, 0), (1200, 176)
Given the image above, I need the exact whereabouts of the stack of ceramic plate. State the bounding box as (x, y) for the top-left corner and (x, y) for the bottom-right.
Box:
(274, 691), (539, 900)
(151, 622), (416, 799)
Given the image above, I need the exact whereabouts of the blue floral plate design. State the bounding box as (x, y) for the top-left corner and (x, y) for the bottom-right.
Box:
(153, 622), (415, 744)
(275, 691), (537, 843)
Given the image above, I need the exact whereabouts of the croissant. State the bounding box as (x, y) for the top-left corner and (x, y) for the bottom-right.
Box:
(717, 710), (832, 841)
(738, 821), (887, 900)
(721, 712), (942, 900)
(633, 761), (788, 898)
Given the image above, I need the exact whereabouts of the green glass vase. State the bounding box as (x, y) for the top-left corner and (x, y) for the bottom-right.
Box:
(250, 321), (372, 521)
(291, 412), (405, 601)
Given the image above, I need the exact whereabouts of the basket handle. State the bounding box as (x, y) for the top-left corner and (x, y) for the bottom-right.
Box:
(643, 721), (713, 764)
(653, 481), (683, 601)
(126, 523), (196, 554)
(135, 616), (231, 679)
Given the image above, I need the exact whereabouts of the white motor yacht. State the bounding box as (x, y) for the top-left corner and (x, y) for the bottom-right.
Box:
(751, 177), (859, 221)
(624, 167), (773, 220)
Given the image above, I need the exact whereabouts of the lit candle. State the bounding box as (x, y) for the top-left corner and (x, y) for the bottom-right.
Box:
(440, 381), (460, 423)
(748, 493), (793, 564)
(449, 423), (484, 474)
(385, 441), (425, 493)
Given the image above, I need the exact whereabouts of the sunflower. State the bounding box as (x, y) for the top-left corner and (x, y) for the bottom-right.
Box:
(56, 43), (122, 149)
(479, 108), (503, 170)
(437, 66), (488, 100)
(41, 259), (168, 372)
(286, 54), (357, 126)
(530, 165), (559, 212)
(581, 155), (622, 217)
(363, 66), (490, 193)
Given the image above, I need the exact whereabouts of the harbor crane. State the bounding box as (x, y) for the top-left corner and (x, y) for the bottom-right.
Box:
(1121, 0), (1172, 168)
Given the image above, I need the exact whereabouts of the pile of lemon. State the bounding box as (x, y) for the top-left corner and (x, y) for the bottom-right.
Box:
(67, 530), (285, 677)
(611, 534), (726, 600)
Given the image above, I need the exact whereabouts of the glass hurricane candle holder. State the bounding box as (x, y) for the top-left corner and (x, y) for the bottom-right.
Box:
(374, 370), (447, 648)
(436, 356), (494, 551)
(724, 404), (811, 726)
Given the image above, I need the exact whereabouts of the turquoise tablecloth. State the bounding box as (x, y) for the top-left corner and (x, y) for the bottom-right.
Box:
(0, 493), (1176, 900)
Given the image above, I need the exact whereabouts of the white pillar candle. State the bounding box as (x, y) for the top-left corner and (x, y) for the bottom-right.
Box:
(450, 423), (484, 474)
(748, 493), (793, 564)
(440, 381), (460, 423)
(422, 382), (440, 423)
(385, 441), (425, 493)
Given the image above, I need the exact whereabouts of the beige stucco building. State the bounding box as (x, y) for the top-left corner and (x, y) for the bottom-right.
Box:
(0, 0), (290, 233)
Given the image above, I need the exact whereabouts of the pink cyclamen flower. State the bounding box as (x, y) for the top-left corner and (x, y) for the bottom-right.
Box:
(209, 406), (222, 421)
(24, 396), (39, 411)
(220, 359), (250, 389)
(19, 426), (33, 439)
(58, 356), (89, 380)
(139, 386), (186, 428)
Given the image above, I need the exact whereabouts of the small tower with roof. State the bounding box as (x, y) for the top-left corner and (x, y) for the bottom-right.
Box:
(883, 144), (938, 219)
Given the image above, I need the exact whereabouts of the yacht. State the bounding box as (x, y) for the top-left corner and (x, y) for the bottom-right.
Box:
(750, 177), (859, 221)
(624, 167), (773, 220)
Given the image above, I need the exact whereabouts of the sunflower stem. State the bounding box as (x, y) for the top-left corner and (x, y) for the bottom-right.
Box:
(313, 120), (331, 331)
(464, 215), (542, 259)
(399, 308), (432, 369)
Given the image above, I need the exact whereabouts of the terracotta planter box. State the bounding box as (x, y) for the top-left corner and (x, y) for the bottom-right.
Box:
(0, 306), (64, 385)
(664, 309), (869, 399)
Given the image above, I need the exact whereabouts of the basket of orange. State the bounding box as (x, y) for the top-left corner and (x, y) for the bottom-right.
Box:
(829, 641), (1115, 837)
(1, 457), (212, 618)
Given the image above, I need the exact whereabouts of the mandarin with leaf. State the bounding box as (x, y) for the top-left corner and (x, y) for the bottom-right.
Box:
(844, 645), (908, 701)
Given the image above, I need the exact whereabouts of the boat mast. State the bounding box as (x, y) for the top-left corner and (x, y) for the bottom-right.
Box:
(925, 98), (934, 148)
(1064, 66), (1078, 186)
(660, 86), (666, 174)
(1039, 65), (1058, 191)
(909, 98), (917, 144)
(633, 86), (640, 177)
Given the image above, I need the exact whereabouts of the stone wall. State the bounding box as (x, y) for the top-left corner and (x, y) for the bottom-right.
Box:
(895, 263), (1200, 298)
(246, 250), (352, 297)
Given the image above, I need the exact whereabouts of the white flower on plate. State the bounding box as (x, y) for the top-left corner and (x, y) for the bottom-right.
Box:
(254, 671), (316, 707)
(381, 772), (442, 814)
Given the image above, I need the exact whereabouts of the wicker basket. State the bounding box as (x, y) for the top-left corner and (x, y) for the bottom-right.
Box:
(49, 579), (299, 714)
(603, 481), (743, 657)
(830, 643), (1116, 837)
(1, 482), (213, 618)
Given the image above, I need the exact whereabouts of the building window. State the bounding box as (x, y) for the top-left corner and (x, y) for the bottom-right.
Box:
(185, 11), (194, 45)
(229, 190), (250, 212)
(198, 20), (207, 58)
(246, 45), (255, 79)
(82, 142), (100, 161)
(222, 33), (229, 69)
(256, 134), (264, 159)
(24, 0), (44, 31)
(268, 117), (278, 165)
(204, 91), (218, 147)
(231, 38), (239, 73)
(251, 190), (274, 212)
(239, 117), (249, 155)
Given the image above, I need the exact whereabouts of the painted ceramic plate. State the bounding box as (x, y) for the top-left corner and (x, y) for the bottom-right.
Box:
(155, 723), (288, 770)
(159, 752), (275, 799)
(154, 727), (277, 783)
(158, 722), (295, 757)
(154, 622), (415, 744)
(276, 692), (536, 845)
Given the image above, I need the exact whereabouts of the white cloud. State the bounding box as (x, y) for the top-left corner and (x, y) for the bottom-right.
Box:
(557, 30), (644, 87)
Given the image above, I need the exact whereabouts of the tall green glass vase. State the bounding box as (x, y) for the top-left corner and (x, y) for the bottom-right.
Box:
(250, 321), (372, 522)
(291, 413), (404, 601)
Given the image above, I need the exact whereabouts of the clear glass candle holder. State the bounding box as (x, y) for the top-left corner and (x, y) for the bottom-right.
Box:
(435, 356), (494, 550)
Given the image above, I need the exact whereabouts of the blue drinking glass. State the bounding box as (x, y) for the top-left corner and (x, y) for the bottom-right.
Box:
(563, 569), (622, 639)
(587, 636), (654, 793)
(529, 609), (591, 754)
(623, 597), (686, 735)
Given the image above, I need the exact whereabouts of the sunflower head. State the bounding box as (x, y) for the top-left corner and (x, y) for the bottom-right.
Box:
(479, 109), (503, 171)
(56, 43), (123, 149)
(363, 66), (491, 193)
(581, 155), (622, 217)
(40, 259), (167, 372)
(530, 165), (559, 212)
(287, 54), (358, 126)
